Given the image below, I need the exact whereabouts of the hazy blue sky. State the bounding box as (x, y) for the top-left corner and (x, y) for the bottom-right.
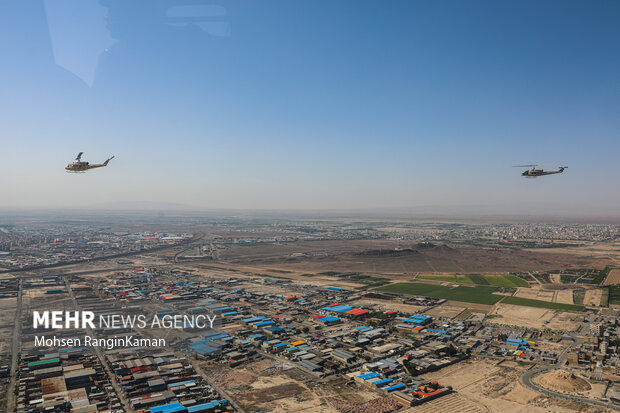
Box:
(1, 0), (619, 214)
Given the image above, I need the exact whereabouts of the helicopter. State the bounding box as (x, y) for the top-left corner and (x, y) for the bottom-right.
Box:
(513, 163), (567, 178)
(65, 152), (114, 172)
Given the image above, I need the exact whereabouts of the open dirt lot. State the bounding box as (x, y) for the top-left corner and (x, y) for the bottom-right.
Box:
(554, 289), (574, 304)
(349, 298), (427, 314)
(0, 296), (16, 356)
(514, 285), (555, 302)
(219, 240), (603, 274)
(533, 370), (591, 395)
(203, 359), (387, 413)
(550, 273), (562, 283)
(604, 269), (620, 286)
(418, 360), (587, 413)
(425, 304), (466, 318)
(530, 241), (620, 262)
(583, 289), (603, 307)
(401, 392), (486, 413)
(488, 304), (582, 331)
(204, 360), (333, 413)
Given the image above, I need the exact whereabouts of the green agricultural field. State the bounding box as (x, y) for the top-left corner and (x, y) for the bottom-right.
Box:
(376, 283), (502, 305)
(501, 296), (584, 311)
(600, 288), (609, 307)
(573, 289), (585, 305)
(418, 273), (527, 287)
(609, 285), (620, 306)
(417, 274), (473, 284)
(484, 274), (529, 287)
(467, 274), (490, 285)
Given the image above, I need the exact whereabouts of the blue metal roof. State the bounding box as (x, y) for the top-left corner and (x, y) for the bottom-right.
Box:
(357, 372), (380, 380)
(203, 332), (227, 338)
(322, 305), (353, 313)
(149, 402), (186, 413)
(317, 316), (340, 323)
(168, 380), (195, 388)
(255, 320), (274, 326)
(425, 329), (447, 334)
(222, 311), (238, 316)
(187, 401), (228, 412)
(190, 344), (220, 355)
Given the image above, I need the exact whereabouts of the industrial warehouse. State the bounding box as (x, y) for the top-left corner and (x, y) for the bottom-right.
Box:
(2, 224), (619, 412)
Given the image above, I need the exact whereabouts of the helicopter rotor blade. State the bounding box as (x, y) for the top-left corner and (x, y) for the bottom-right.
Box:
(512, 162), (555, 167)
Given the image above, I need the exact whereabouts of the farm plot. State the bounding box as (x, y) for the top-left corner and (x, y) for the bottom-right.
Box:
(376, 283), (503, 305)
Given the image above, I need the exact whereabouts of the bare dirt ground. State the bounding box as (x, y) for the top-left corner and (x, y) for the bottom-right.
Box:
(414, 360), (546, 413)
(326, 396), (402, 413)
(203, 359), (388, 413)
(534, 370), (591, 394)
(554, 289), (575, 304)
(583, 289), (603, 307)
(418, 360), (588, 413)
(488, 304), (582, 331)
(349, 298), (427, 314)
(603, 269), (620, 286)
(550, 273), (562, 283)
(443, 301), (493, 312)
(219, 240), (604, 274)
(204, 360), (333, 413)
(530, 241), (620, 263)
(514, 285), (555, 302)
(400, 392), (486, 413)
(0, 297), (16, 356)
(425, 304), (466, 318)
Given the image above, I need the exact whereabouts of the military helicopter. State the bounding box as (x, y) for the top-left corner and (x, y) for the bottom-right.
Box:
(65, 152), (114, 172)
(513, 163), (567, 178)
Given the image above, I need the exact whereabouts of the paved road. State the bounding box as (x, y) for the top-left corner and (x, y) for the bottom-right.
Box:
(6, 279), (23, 412)
(520, 366), (619, 411)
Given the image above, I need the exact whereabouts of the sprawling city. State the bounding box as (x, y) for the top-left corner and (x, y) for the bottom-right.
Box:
(0, 214), (617, 412)
(3, 0), (620, 412)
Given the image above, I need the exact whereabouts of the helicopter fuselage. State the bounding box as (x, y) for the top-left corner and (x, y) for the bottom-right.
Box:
(521, 167), (566, 177)
(65, 156), (114, 172)
(65, 162), (105, 172)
